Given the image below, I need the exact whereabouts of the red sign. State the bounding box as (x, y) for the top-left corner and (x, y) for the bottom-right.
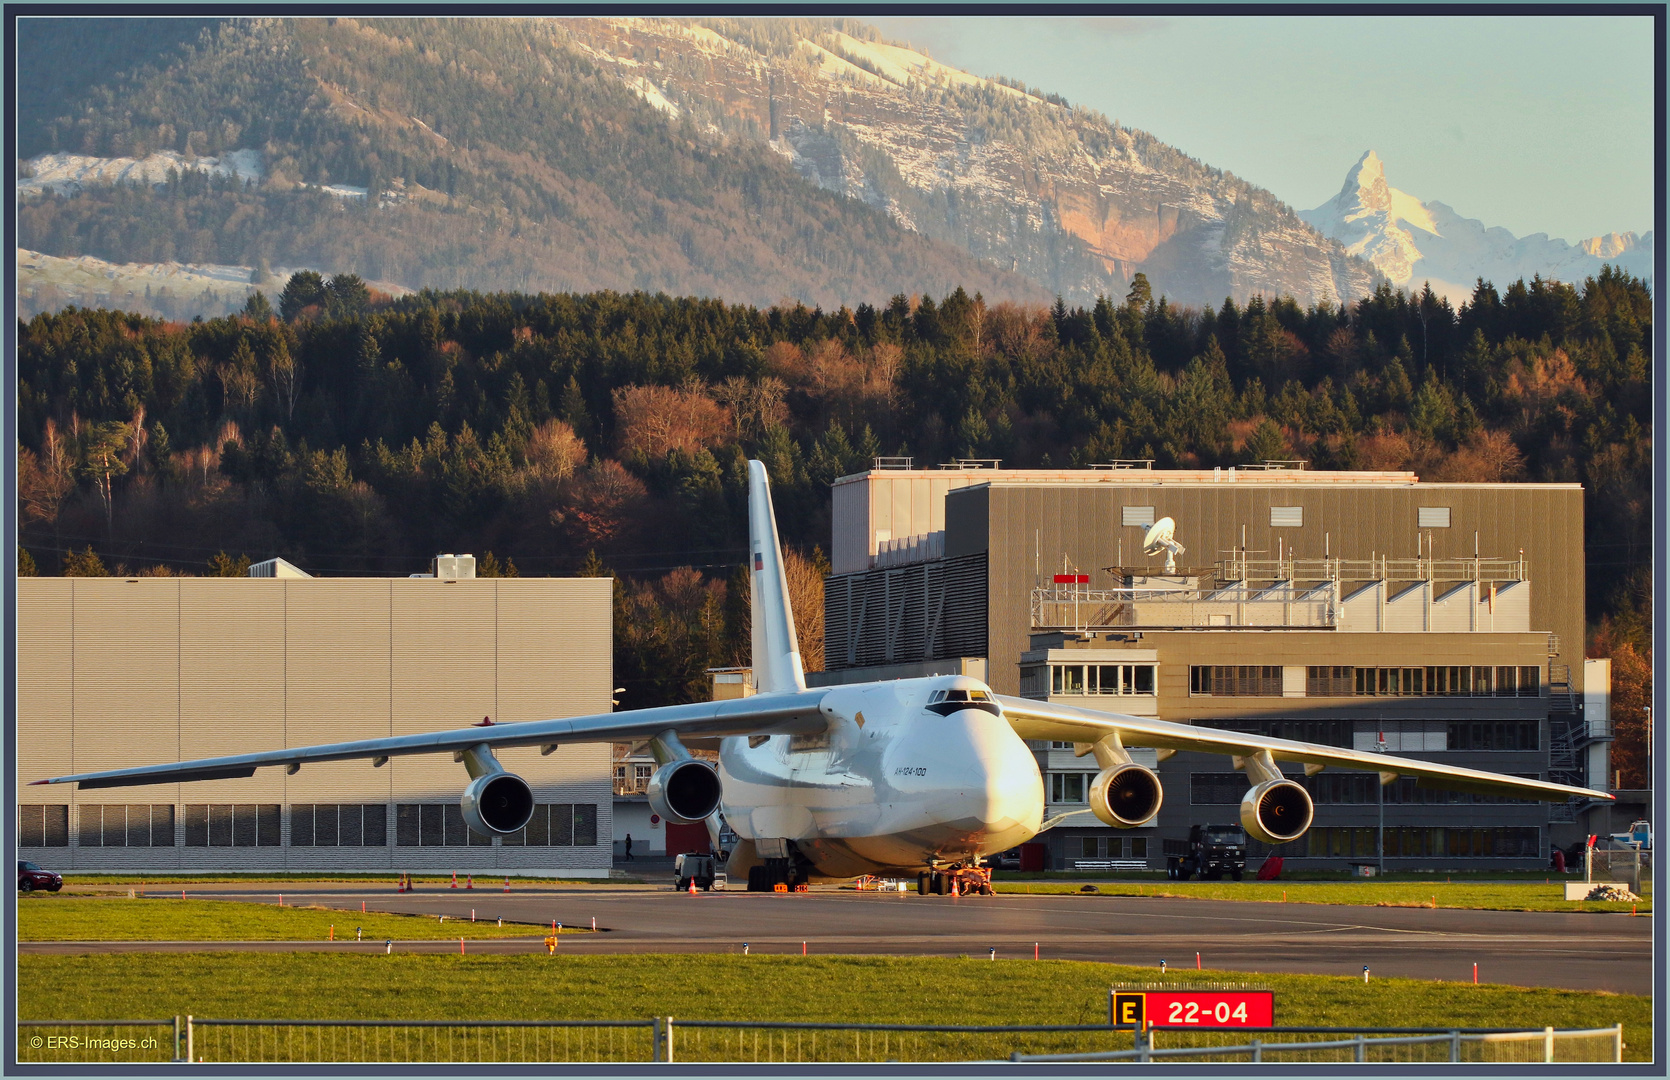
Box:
(1113, 991), (1273, 1028)
(1053, 573), (1090, 584)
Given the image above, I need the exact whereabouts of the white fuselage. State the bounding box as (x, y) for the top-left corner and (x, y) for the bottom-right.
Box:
(717, 675), (1044, 877)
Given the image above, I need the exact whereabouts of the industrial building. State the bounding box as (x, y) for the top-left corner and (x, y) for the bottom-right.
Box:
(16, 558), (615, 875)
(817, 461), (1614, 871)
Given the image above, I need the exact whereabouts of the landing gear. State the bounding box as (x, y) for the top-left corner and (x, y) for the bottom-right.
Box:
(917, 864), (993, 896)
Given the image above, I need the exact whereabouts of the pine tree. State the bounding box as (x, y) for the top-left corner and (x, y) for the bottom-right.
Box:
(207, 551), (252, 577)
(18, 546), (38, 576)
(63, 546), (109, 577)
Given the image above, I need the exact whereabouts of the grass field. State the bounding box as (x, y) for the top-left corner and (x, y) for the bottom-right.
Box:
(16, 896), (577, 941)
(993, 879), (1651, 912)
(14, 954), (1649, 1062)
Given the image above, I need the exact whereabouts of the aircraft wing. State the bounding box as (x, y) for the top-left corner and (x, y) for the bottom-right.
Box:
(32, 690), (829, 791)
(997, 695), (1613, 804)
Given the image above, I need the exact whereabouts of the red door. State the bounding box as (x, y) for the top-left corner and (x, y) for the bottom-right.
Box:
(1020, 843), (1048, 872)
(665, 822), (710, 855)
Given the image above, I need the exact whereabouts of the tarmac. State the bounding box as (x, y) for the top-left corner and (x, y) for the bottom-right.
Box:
(23, 880), (1651, 996)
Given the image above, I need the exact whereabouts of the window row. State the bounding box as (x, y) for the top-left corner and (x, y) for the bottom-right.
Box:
(393, 803), (598, 847)
(1344, 666), (1541, 698)
(1189, 772), (1536, 807)
(78, 804), (176, 847)
(1189, 666), (1283, 696)
(291, 804), (388, 847)
(1194, 665), (1546, 697)
(1075, 835), (1149, 859)
(1022, 664), (1157, 698)
(20, 803), (601, 849)
(1252, 826), (1540, 860)
(1195, 718), (1355, 748)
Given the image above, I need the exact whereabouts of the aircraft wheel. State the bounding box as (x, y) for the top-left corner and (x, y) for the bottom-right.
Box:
(917, 872), (930, 895)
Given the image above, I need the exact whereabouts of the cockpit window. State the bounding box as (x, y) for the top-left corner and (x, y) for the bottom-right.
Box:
(946, 689), (970, 702)
(925, 689), (1003, 717)
(969, 690), (991, 701)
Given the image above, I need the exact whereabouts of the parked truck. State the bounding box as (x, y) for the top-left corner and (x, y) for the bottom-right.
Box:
(1164, 824), (1247, 880)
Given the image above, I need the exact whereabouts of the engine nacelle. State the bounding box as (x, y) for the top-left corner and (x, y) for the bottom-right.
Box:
(1239, 779), (1314, 845)
(647, 759), (722, 824)
(461, 771), (536, 835)
(1089, 763), (1163, 828)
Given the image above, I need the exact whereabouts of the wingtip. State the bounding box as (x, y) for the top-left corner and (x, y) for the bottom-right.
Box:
(27, 779), (52, 786)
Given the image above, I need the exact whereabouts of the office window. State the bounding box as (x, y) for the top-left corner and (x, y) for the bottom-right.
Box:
(1129, 837), (1148, 859)
(1190, 773), (1249, 804)
(291, 804), (387, 847)
(1444, 721), (1540, 752)
(1418, 507), (1452, 528)
(1123, 506), (1156, 528)
(19, 805), (70, 847)
(1306, 666), (1354, 696)
(1190, 666), (1282, 696)
(1195, 718), (1354, 748)
(1270, 506), (1303, 527)
(1050, 773), (1088, 803)
(183, 804), (276, 847)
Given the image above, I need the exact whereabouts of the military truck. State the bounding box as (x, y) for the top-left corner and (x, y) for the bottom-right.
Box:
(1164, 824), (1247, 880)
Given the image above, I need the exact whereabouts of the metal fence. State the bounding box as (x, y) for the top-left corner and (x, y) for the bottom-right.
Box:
(16, 1018), (1629, 1064)
(1013, 1025), (1626, 1064)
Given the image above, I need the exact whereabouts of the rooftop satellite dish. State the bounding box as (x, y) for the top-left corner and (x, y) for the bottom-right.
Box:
(1142, 517), (1186, 574)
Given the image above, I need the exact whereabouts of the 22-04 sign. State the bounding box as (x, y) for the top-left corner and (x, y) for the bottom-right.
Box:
(1113, 991), (1274, 1028)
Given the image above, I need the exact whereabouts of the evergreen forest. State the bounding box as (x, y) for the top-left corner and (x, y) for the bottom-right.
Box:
(15, 271), (1653, 783)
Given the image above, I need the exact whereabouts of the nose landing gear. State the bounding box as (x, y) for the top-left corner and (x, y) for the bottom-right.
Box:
(917, 864), (994, 896)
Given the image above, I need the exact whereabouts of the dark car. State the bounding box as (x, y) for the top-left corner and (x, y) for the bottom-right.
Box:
(18, 861), (62, 892)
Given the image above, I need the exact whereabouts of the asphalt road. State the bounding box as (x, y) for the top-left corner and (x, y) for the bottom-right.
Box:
(24, 883), (1651, 996)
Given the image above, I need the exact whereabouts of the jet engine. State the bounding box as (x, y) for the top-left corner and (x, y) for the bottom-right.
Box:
(646, 759), (723, 824)
(1239, 779), (1314, 845)
(461, 771), (536, 835)
(1089, 763), (1164, 828)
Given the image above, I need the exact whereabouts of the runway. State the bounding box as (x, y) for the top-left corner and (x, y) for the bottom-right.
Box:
(25, 883), (1651, 995)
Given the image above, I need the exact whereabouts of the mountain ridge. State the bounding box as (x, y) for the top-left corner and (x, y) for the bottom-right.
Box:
(17, 16), (1383, 314)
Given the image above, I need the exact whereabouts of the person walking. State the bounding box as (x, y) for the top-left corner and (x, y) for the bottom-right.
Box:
(624, 833), (634, 861)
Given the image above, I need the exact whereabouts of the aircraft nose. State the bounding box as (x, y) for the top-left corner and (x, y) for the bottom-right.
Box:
(964, 714), (1045, 834)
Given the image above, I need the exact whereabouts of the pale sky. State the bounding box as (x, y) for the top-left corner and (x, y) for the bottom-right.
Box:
(868, 15), (1656, 243)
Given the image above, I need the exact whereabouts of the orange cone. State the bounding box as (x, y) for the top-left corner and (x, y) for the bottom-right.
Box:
(503, 876), (511, 893)
(689, 878), (697, 895)
(467, 875), (474, 890)
(450, 872), (458, 889)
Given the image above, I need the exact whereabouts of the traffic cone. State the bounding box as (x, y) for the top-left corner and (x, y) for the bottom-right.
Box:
(467, 875), (473, 890)
(950, 878), (959, 897)
(450, 872), (458, 889)
(688, 878), (697, 895)
(503, 876), (511, 893)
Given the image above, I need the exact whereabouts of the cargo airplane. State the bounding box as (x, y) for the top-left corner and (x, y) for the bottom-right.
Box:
(37, 461), (1611, 891)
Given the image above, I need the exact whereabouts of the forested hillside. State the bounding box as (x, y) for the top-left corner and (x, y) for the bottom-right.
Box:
(15, 270), (1653, 779)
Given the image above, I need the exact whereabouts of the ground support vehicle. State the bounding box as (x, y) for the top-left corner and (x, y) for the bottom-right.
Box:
(1164, 824), (1247, 880)
(673, 853), (717, 891)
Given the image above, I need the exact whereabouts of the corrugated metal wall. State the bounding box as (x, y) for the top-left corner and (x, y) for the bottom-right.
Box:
(976, 481), (1585, 696)
(17, 577), (612, 874)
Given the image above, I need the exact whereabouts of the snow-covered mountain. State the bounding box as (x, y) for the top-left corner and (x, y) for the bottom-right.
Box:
(555, 18), (1380, 308)
(1301, 151), (1653, 304)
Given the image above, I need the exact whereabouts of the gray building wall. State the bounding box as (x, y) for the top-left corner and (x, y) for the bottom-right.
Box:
(17, 576), (614, 875)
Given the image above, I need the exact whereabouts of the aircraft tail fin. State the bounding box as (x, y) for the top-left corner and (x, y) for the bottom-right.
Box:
(747, 459), (806, 695)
